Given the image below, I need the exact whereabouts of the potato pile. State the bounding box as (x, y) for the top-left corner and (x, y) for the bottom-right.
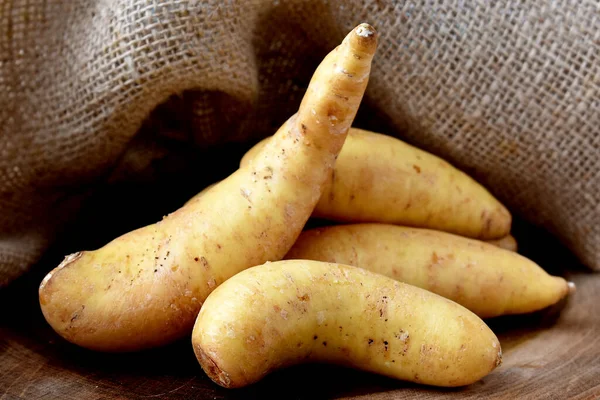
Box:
(38, 24), (572, 390)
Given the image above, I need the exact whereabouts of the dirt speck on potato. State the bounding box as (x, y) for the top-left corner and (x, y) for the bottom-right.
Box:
(297, 293), (310, 302)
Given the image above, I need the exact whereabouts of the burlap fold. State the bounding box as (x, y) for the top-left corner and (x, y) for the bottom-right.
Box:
(1, 0), (598, 285)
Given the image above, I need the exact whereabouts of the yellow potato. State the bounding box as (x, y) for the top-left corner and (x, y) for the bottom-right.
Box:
(285, 224), (573, 318)
(241, 129), (511, 239)
(183, 182), (218, 206)
(192, 260), (502, 388)
(38, 23), (378, 352)
(485, 234), (518, 252)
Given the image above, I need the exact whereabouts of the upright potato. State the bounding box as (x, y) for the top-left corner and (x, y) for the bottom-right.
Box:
(241, 129), (511, 239)
(39, 23), (378, 352)
(192, 260), (502, 388)
(285, 224), (572, 318)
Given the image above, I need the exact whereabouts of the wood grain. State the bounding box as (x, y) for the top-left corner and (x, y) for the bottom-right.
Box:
(1, 219), (599, 400)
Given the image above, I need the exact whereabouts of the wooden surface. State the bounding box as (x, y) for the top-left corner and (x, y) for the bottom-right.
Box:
(1, 218), (599, 399)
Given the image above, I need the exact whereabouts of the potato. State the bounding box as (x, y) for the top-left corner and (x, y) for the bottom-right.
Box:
(183, 182), (218, 206)
(285, 224), (573, 318)
(241, 128), (511, 239)
(192, 260), (502, 388)
(38, 23), (379, 352)
(485, 234), (518, 252)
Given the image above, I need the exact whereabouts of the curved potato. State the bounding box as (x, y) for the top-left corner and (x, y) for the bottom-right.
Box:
(241, 129), (511, 239)
(183, 182), (219, 206)
(485, 234), (518, 252)
(285, 224), (572, 318)
(192, 260), (502, 388)
(39, 24), (379, 352)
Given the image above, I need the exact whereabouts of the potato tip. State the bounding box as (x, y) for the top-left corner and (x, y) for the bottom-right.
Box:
(356, 23), (376, 38)
(495, 348), (503, 368)
(350, 23), (378, 52)
(567, 281), (576, 294)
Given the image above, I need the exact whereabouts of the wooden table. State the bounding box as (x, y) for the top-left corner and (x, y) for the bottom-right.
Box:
(2, 219), (599, 399)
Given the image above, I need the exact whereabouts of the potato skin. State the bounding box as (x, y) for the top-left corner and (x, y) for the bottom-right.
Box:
(485, 234), (518, 252)
(192, 260), (501, 388)
(285, 224), (571, 318)
(241, 129), (511, 239)
(39, 24), (378, 352)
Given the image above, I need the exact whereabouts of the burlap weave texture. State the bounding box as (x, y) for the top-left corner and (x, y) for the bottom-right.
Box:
(1, 0), (598, 285)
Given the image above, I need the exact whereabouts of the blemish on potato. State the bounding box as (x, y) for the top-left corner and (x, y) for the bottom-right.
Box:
(316, 311), (326, 325)
(297, 293), (310, 302)
(69, 305), (84, 324)
(395, 330), (409, 342)
(329, 170), (336, 201)
(200, 257), (209, 269)
(484, 217), (492, 234)
(263, 166), (274, 180)
(495, 349), (503, 367)
(283, 271), (295, 283)
(240, 188), (252, 203)
(413, 165), (421, 173)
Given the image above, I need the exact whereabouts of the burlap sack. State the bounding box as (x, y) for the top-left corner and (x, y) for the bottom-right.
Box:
(1, 0), (598, 286)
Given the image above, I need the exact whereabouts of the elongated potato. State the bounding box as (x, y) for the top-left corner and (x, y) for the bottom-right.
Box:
(485, 234), (517, 252)
(183, 182), (219, 206)
(38, 24), (378, 352)
(192, 260), (502, 388)
(241, 129), (511, 239)
(285, 224), (572, 318)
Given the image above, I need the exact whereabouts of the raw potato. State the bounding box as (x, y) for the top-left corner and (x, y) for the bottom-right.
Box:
(285, 224), (573, 318)
(192, 260), (502, 388)
(38, 23), (378, 352)
(241, 128), (511, 239)
(183, 182), (218, 206)
(485, 234), (518, 252)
